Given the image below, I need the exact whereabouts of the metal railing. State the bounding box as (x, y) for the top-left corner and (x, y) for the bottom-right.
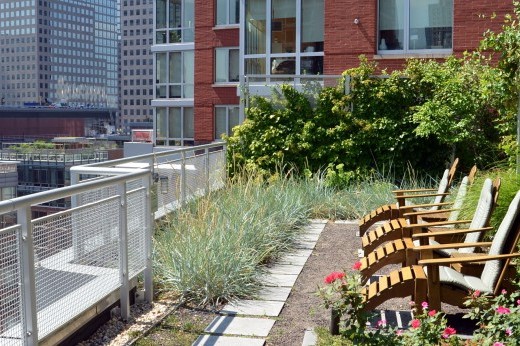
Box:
(0, 142), (227, 345)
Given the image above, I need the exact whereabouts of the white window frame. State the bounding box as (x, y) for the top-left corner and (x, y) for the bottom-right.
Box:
(154, 106), (194, 146)
(377, 0), (453, 55)
(215, 0), (240, 26)
(215, 47), (240, 84)
(154, 50), (194, 99)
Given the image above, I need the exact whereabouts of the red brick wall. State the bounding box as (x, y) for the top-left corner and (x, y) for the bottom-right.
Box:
(194, 0), (240, 143)
(324, 0), (514, 74)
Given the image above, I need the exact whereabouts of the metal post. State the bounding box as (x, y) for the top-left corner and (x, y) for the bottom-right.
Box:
(117, 182), (130, 320)
(143, 173), (154, 303)
(181, 151), (186, 205)
(19, 206), (39, 345)
(330, 308), (340, 335)
(204, 147), (210, 195)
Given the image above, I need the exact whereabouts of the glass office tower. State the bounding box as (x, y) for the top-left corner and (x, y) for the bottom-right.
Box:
(0, 0), (119, 108)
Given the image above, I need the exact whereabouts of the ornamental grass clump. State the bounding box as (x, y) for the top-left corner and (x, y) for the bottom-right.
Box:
(154, 171), (345, 306)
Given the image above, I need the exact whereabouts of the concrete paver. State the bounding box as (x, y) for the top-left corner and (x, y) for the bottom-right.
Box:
(204, 316), (275, 337)
(193, 335), (265, 346)
(221, 300), (285, 317)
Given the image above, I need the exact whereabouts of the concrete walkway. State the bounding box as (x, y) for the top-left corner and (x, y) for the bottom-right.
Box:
(192, 220), (328, 346)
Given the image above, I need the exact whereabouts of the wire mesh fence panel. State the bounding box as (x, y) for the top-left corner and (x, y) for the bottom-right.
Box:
(184, 154), (206, 199)
(33, 197), (121, 338)
(77, 185), (117, 206)
(208, 149), (226, 191)
(156, 161), (182, 211)
(127, 188), (147, 279)
(0, 226), (23, 346)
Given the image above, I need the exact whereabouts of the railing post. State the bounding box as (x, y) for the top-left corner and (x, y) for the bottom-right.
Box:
(180, 150), (186, 205)
(143, 173), (154, 303)
(117, 182), (130, 320)
(19, 206), (39, 345)
(204, 147), (210, 195)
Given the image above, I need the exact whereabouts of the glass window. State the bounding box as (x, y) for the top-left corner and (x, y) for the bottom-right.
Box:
(215, 48), (239, 83)
(245, 0), (266, 54)
(215, 106), (240, 139)
(271, 0), (296, 54)
(216, 0), (239, 25)
(301, 0), (324, 52)
(378, 0), (452, 53)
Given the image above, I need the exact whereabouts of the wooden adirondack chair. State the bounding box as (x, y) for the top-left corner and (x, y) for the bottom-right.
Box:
(361, 189), (520, 313)
(358, 158), (460, 236)
(361, 177), (498, 257)
(358, 178), (500, 284)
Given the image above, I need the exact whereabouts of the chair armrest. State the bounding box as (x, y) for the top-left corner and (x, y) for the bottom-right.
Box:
(405, 219), (471, 229)
(403, 208), (457, 218)
(412, 241), (493, 252)
(397, 202), (452, 211)
(396, 192), (450, 200)
(411, 227), (493, 239)
(393, 188), (438, 194)
(419, 252), (520, 266)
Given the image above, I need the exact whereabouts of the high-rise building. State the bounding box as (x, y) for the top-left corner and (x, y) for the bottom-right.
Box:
(120, 0), (154, 132)
(0, 0), (119, 108)
(152, 0), (513, 146)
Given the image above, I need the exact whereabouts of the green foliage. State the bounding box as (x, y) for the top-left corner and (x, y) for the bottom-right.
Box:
(227, 54), (504, 183)
(458, 169), (520, 233)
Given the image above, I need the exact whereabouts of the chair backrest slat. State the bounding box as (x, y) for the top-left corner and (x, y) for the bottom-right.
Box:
(480, 191), (520, 292)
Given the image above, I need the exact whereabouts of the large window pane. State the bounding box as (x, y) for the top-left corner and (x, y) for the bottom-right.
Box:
(229, 0), (239, 24)
(245, 0), (266, 54)
(169, 108), (182, 138)
(156, 108), (167, 138)
(183, 51), (194, 97)
(183, 0), (195, 42)
(183, 108), (194, 138)
(379, 0), (404, 51)
(245, 57), (266, 75)
(168, 0), (181, 28)
(229, 49), (239, 81)
(409, 0), (452, 50)
(301, 0), (324, 52)
(216, 0), (227, 25)
(215, 49), (228, 83)
(228, 107), (239, 134)
(169, 52), (181, 83)
(156, 53), (167, 83)
(156, 0), (166, 28)
(271, 0), (296, 54)
(215, 107), (226, 139)
(216, 0), (239, 25)
(300, 56), (323, 75)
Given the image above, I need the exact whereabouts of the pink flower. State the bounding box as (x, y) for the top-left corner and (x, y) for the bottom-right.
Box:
(496, 306), (511, 314)
(428, 310), (437, 317)
(442, 327), (457, 338)
(517, 299), (520, 306)
(377, 319), (387, 328)
(396, 329), (403, 336)
(324, 271), (345, 284)
(493, 343), (505, 346)
(473, 290), (481, 298)
(409, 301), (415, 307)
(411, 319), (421, 329)
(421, 301), (429, 309)
(506, 328), (512, 336)
(352, 261), (362, 270)
(502, 289), (507, 295)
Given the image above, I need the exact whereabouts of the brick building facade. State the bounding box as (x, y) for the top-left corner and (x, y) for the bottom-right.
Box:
(153, 1), (514, 145)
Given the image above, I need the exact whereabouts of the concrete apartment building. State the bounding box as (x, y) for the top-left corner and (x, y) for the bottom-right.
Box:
(120, 0), (154, 132)
(152, 0), (513, 146)
(0, 0), (119, 108)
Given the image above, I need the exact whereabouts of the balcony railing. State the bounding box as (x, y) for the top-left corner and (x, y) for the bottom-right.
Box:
(0, 143), (226, 345)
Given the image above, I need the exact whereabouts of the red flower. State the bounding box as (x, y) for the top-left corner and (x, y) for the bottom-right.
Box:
(428, 310), (437, 317)
(352, 261), (362, 270)
(411, 319), (421, 329)
(442, 327), (456, 338)
(496, 306), (511, 314)
(324, 271), (345, 284)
